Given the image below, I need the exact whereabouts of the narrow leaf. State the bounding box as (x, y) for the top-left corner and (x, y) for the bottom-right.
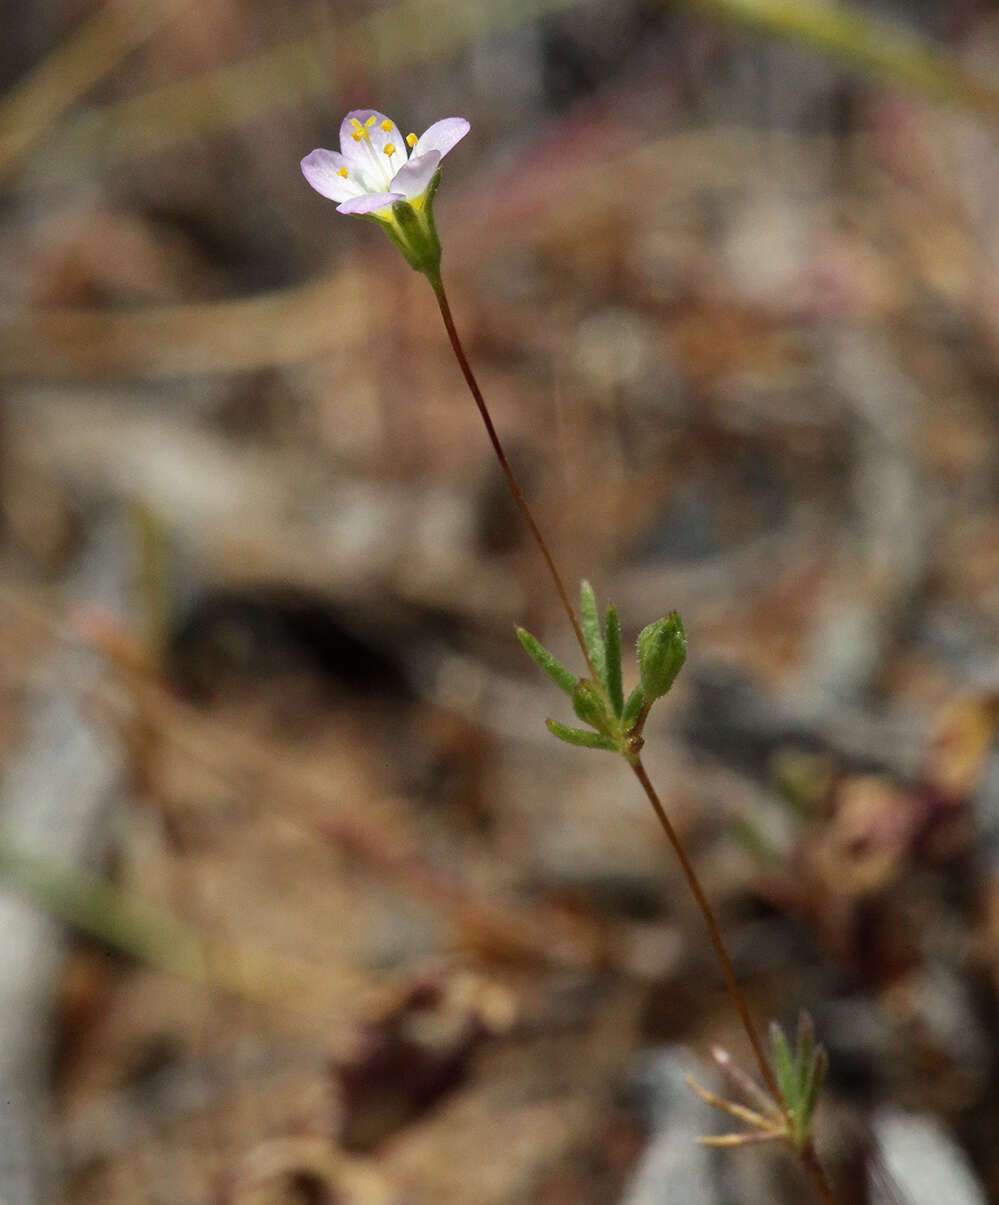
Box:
(572, 679), (613, 737)
(622, 685), (645, 730)
(769, 1022), (795, 1105)
(516, 628), (577, 695)
(604, 604), (624, 716)
(802, 1046), (828, 1129)
(580, 580), (606, 686)
(796, 1013), (815, 1101)
(546, 719), (617, 751)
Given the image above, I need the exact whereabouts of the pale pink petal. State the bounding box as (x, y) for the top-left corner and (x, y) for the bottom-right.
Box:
(412, 117), (470, 162)
(336, 191), (402, 215)
(390, 150), (441, 201)
(366, 115), (406, 167)
(338, 109), (382, 153)
(338, 109), (394, 185)
(301, 148), (359, 203)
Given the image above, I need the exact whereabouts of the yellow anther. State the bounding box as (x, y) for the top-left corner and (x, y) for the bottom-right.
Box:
(364, 114), (377, 128)
(383, 143), (396, 156)
(380, 119), (393, 131)
(351, 131), (363, 141)
(406, 132), (418, 148)
(336, 166), (348, 178)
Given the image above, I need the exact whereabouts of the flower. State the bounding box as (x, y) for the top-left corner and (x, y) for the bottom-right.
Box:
(301, 110), (469, 216)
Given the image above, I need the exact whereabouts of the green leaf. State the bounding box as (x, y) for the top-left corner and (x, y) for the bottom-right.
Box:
(572, 679), (613, 737)
(580, 580), (606, 686)
(796, 1013), (815, 1101)
(546, 719), (618, 751)
(604, 604), (624, 716)
(636, 611), (686, 700)
(802, 1046), (828, 1130)
(622, 685), (645, 730)
(516, 628), (577, 695)
(770, 1022), (795, 1105)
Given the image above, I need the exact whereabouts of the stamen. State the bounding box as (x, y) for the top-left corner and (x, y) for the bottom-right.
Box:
(380, 119), (393, 131)
(336, 166), (348, 178)
(383, 143), (396, 157)
(351, 131), (363, 141)
(406, 132), (418, 148)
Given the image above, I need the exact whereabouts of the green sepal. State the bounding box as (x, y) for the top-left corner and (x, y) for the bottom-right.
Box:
(363, 170), (444, 276)
(516, 627), (577, 695)
(572, 678), (613, 736)
(636, 611), (686, 700)
(622, 685), (645, 730)
(390, 197), (442, 274)
(546, 719), (618, 751)
(604, 604), (623, 716)
(580, 580), (606, 686)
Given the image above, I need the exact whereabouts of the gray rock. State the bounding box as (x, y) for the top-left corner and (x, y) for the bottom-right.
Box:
(0, 518), (126, 1204)
(621, 1048), (721, 1205)
(869, 1110), (986, 1205)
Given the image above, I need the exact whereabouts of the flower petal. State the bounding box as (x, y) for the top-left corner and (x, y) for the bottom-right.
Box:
(366, 115), (406, 164)
(338, 109), (382, 154)
(390, 149), (441, 201)
(338, 109), (397, 189)
(301, 148), (360, 202)
(336, 191), (402, 215)
(412, 117), (469, 162)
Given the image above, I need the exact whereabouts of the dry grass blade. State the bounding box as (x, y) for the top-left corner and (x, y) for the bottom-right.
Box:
(684, 1072), (782, 1134)
(13, 0), (585, 189)
(0, 0), (196, 182)
(683, 0), (999, 119)
(0, 269), (379, 380)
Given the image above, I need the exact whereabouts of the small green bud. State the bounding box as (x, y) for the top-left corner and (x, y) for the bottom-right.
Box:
(572, 678), (614, 737)
(636, 612), (686, 700)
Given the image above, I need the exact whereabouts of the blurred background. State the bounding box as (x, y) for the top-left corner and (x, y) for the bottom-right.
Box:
(3, 1), (999, 1202)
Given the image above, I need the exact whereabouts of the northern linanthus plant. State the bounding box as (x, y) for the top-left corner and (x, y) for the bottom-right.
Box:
(301, 110), (837, 1205)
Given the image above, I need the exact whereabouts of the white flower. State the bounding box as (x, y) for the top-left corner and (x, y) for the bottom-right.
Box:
(301, 110), (469, 216)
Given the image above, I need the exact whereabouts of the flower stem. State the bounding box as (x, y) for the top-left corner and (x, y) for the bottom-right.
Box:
(428, 273), (596, 679)
(801, 1140), (838, 1205)
(428, 270), (838, 1205)
(629, 758), (839, 1204)
(629, 757), (780, 1102)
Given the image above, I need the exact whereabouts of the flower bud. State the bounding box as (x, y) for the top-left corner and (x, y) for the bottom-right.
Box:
(636, 612), (686, 700)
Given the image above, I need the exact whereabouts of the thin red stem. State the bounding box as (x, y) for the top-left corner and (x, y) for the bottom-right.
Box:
(428, 270), (838, 1205)
(629, 757), (781, 1103)
(630, 757), (838, 1204)
(430, 275), (595, 678)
